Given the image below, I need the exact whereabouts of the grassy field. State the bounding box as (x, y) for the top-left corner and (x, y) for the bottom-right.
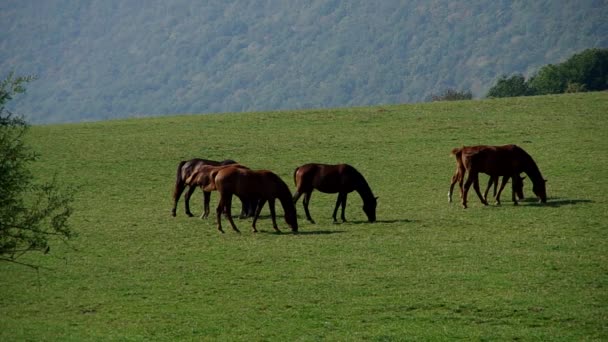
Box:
(1, 92), (607, 340)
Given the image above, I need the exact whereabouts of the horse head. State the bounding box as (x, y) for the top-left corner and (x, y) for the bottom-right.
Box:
(533, 179), (547, 203)
(363, 196), (378, 222)
(284, 208), (299, 232)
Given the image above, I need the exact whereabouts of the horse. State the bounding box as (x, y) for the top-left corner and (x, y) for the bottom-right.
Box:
(213, 166), (298, 234)
(292, 163), (377, 223)
(184, 163), (251, 219)
(171, 158), (255, 218)
(448, 145), (547, 208)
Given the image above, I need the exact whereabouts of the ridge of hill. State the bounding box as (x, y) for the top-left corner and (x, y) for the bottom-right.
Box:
(1, 0), (607, 123)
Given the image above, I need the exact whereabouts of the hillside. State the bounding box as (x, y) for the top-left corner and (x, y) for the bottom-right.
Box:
(1, 1), (607, 123)
(1, 92), (607, 340)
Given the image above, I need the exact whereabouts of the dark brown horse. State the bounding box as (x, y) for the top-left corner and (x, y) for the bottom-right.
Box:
(449, 145), (547, 208)
(171, 158), (255, 218)
(214, 166), (298, 234)
(293, 163), (377, 223)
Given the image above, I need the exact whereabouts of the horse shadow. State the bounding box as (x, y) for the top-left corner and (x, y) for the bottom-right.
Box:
(341, 219), (415, 225)
(520, 197), (593, 207)
(257, 229), (346, 235)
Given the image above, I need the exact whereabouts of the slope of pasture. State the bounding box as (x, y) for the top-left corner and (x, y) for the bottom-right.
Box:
(1, 92), (607, 340)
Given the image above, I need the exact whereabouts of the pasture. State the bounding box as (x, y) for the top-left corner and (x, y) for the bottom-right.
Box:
(1, 92), (607, 340)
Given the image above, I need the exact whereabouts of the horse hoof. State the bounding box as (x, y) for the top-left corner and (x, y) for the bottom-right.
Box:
(186, 213), (194, 217)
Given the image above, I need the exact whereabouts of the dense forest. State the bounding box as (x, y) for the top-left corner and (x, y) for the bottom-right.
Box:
(1, 0), (607, 123)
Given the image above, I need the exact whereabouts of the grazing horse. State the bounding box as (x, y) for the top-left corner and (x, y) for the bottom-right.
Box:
(184, 164), (250, 219)
(214, 166), (298, 234)
(171, 158), (255, 218)
(449, 145), (547, 208)
(292, 163), (377, 223)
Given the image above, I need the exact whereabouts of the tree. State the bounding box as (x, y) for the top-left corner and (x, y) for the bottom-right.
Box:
(0, 72), (75, 267)
(486, 74), (531, 98)
(528, 64), (568, 95)
(429, 88), (473, 101)
(560, 48), (608, 91)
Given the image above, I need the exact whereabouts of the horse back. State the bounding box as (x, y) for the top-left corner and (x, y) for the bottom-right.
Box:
(295, 163), (358, 193)
(216, 167), (287, 199)
(460, 145), (524, 175)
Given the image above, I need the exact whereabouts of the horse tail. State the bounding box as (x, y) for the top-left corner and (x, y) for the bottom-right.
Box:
(451, 147), (463, 157)
(175, 161), (188, 186)
(293, 166), (300, 186)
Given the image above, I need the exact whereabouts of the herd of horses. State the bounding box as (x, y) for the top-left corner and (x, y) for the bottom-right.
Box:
(171, 144), (547, 233)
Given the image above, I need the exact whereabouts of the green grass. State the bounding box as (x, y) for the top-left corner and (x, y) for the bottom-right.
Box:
(1, 92), (607, 340)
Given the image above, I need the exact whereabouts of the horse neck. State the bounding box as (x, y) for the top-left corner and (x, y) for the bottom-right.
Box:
(354, 174), (375, 204)
(277, 186), (296, 214)
(521, 155), (544, 185)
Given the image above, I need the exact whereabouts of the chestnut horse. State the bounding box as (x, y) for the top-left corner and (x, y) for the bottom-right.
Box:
(171, 158), (255, 218)
(293, 163), (377, 223)
(214, 166), (298, 234)
(449, 145), (547, 208)
(184, 164), (250, 219)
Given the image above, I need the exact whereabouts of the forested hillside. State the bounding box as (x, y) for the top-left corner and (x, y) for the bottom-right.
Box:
(1, 0), (607, 123)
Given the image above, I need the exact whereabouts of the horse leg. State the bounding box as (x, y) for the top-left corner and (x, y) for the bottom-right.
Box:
(268, 199), (281, 233)
(238, 196), (248, 219)
(448, 169), (460, 203)
(494, 176), (510, 205)
(293, 191), (302, 204)
(252, 199), (267, 233)
(472, 175), (488, 206)
(463, 172), (484, 208)
(200, 191), (211, 219)
(183, 185), (197, 217)
(223, 195), (240, 233)
(216, 197), (225, 234)
(172, 181), (187, 217)
(332, 193), (343, 223)
(510, 177), (519, 206)
(483, 176), (494, 202)
(340, 193), (348, 222)
(302, 192), (316, 224)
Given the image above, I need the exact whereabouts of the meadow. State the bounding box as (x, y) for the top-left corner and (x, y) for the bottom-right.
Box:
(1, 92), (607, 340)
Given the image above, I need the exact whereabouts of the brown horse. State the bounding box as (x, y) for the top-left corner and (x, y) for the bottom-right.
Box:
(449, 145), (547, 208)
(184, 164), (251, 219)
(293, 163), (377, 223)
(171, 158), (256, 218)
(214, 166), (298, 234)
